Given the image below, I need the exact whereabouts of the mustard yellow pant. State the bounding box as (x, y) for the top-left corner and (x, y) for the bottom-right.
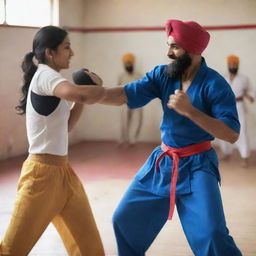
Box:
(0, 154), (104, 256)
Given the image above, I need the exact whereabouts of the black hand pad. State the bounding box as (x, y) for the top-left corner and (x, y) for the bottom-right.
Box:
(72, 68), (96, 85)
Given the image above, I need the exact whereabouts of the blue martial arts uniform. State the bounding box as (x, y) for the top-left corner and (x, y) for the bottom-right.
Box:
(112, 59), (243, 256)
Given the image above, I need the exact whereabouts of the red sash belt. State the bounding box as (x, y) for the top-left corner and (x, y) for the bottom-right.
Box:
(155, 141), (212, 220)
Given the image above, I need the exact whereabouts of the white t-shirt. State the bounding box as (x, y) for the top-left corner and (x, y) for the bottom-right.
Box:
(26, 64), (72, 156)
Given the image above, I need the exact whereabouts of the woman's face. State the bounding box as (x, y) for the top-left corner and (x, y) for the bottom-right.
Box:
(48, 35), (74, 71)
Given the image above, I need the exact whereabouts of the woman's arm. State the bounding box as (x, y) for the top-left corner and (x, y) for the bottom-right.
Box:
(68, 103), (84, 132)
(53, 80), (105, 104)
(54, 81), (127, 106)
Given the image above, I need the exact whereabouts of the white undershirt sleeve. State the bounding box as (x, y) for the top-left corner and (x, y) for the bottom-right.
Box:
(36, 69), (67, 96)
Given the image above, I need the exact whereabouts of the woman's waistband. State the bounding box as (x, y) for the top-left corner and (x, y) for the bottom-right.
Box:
(27, 154), (68, 166)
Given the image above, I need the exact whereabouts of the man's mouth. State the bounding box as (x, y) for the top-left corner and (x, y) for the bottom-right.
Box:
(168, 55), (176, 60)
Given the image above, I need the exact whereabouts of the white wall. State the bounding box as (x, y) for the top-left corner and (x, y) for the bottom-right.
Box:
(82, 0), (256, 27)
(0, 27), (36, 159)
(0, 0), (256, 160)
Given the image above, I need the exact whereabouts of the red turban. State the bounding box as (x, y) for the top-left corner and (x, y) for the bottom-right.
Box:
(165, 19), (210, 55)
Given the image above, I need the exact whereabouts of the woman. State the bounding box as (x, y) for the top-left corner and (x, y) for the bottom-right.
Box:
(0, 26), (105, 255)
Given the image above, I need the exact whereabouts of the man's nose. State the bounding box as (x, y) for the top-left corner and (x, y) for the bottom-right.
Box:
(167, 47), (174, 57)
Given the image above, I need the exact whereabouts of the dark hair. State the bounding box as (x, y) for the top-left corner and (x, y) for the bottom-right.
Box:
(16, 26), (68, 114)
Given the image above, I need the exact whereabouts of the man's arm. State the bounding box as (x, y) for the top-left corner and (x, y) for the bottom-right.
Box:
(244, 76), (255, 103)
(98, 87), (128, 106)
(83, 71), (128, 106)
(168, 90), (239, 143)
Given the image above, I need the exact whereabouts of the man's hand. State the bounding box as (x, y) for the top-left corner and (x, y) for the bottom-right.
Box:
(245, 94), (254, 103)
(167, 89), (194, 116)
(167, 89), (239, 143)
(85, 71), (103, 86)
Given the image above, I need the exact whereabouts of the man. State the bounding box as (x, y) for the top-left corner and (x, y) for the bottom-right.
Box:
(89, 19), (242, 256)
(118, 53), (143, 146)
(219, 55), (254, 168)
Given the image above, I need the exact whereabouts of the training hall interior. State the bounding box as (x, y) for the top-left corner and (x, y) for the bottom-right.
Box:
(0, 0), (256, 255)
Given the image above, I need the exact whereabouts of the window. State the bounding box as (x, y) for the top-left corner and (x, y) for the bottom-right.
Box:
(0, 0), (5, 24)
(0, 0), (58, 26)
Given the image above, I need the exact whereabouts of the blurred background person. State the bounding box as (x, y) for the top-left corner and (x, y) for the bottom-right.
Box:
(118, 53), (143, 147)
(219, 55), (255, 168)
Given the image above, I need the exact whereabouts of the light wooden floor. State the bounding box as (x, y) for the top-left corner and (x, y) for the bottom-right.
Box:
(0, 141), (255, 255)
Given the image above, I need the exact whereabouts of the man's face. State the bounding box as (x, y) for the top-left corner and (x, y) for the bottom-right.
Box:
(124, 61), (134, 73)
(164, 36), (192, 78)
(228, 61), (239, 75)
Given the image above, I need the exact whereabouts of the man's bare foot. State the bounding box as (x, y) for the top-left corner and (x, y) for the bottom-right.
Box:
(118, 141), (130, 148)
(219, 154), (231, 161)
(129, 142), (136, 148)
(241, 158), (249, 168)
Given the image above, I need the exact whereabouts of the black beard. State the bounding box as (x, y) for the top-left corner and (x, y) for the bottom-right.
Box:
(229, 68), (238, 74)
(164, 52), (192, 79)
(125, 66), (134, 73)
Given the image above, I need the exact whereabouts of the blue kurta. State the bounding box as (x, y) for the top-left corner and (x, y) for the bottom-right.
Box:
(124, 59), (240, 147)
(113, 59), (242, 256)
(124, 59), (240, 197)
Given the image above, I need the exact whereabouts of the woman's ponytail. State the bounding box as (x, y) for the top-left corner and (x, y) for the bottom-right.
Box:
(16, 26), (68, 115)
(16, 51), (37, 114)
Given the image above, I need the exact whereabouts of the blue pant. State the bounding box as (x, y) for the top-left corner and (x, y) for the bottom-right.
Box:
(112, 171), (242, 256)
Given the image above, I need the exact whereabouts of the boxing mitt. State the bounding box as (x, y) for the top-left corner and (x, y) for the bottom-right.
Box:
(72, 68), (97, 85)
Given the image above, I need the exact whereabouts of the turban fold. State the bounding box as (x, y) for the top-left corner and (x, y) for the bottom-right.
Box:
(165, 19), (210, 55)
(227, 55), (239, 65)
(122, 53), (135, 64)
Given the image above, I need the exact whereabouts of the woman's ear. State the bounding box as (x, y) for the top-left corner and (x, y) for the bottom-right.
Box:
(45, 48), (53, 62)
